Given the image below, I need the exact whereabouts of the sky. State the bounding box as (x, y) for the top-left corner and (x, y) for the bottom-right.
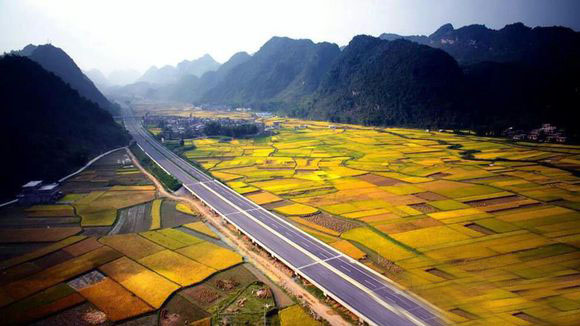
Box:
(1, 0), (579, 75)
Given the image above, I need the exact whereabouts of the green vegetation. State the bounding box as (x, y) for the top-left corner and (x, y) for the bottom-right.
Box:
(130, 143), (182, 191)
(203, 121), (259, 138)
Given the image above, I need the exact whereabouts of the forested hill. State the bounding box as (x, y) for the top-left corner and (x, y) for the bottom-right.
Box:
(197, 25), (579, 137)
(0, 56), (129, 198)
(380, 23), (580, 65)
(13, 44), (119, 115)
(200, 37), (341, 110)
(304, 36), (464, 127)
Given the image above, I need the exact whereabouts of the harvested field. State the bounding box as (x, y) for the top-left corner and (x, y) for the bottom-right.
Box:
(162, 200), (198, 228)
(0, 283), (85, 325)
(62, 237), (103, 257)
(0, 227), (81, 243)
(160, 293), (210, 326)
(205, 264), (257, 292)
(356, 174), (402, 186)
(179, 285), (222, 308)
(108, 202), (152, 234)
(303, 213), (359, 233)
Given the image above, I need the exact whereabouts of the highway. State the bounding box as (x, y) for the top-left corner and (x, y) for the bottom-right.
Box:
(123, 113), (443, 326)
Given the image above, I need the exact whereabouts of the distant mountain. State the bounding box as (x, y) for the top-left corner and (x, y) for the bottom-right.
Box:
(306, 36), (464, 127)
(108, 69), (141, 86)
(138, 65), (179, 84)
(200, 37), (341, 109)
(13, 44), (117, 114)
(138, 54), (220, 85)
(111, 52), (248, 103)
(380, 23), (580, 65)
(176, 54), (220, 77)
(0, 55), (129, 198)
(85, 68), (110, 90)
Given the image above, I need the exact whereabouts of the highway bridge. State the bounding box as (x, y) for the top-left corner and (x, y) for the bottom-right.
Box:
(123, 113), (443, 326)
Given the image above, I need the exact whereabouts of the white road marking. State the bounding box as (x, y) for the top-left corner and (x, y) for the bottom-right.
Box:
(130, 121), (435, 326)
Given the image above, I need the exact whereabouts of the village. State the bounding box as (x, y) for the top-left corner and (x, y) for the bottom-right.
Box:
(142, 111), (278, 141)
(504, 123), (568, 143)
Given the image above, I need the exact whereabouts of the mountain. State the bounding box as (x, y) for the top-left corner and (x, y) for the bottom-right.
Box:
(176, 54), (220, 77)
(305, 36), (464, 127)
(0, 55), (129, 198)
(182, 51), (252, 102)
(138, 54), (221, 85)
(380, 23), (580, 65)
(138, 65), (179, 84)
(108, 69), (141, 86)
(200, 37), (341, 109)
(85, 68), (110, 90)
(110, 52), (248, 103)
(13, 44), (117, 114)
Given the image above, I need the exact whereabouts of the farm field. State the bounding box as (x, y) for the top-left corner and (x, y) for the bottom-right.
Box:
(0, 147), (298, 325)
(175, 112), (580, 325)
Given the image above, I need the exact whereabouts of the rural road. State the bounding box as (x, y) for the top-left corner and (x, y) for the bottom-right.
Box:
(123, 111), (443, 326)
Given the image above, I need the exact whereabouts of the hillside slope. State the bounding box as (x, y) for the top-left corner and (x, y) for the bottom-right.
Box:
(200, 37), (341, 109)
(0, 56), (129, 198)
(306, 36), (464, 127)
(16, 44), (117, 114)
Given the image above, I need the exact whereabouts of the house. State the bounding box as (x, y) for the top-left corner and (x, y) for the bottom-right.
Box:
(17, 180), (62, 205)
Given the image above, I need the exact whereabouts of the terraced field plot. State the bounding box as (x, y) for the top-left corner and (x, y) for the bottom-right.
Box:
(0, 226), (245, 324)
(0, 148), (258, 325)
(181, 114), (580, 325)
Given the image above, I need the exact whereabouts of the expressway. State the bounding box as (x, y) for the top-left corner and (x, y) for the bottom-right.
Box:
(124, 113), (443, 326)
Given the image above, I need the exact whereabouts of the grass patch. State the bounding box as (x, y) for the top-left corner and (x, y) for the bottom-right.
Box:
(130, 143), (181, 191)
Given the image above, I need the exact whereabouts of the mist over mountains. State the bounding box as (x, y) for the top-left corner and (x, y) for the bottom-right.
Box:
(138, 54), (220, 85)
(86, 68), (141, 90)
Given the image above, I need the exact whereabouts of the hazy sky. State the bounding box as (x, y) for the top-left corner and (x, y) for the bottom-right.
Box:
(1, 0), (579, 75)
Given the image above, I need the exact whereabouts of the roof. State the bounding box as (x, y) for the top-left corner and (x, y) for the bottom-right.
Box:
(22, 180), (43, 188)
(39, 183), (59, 191)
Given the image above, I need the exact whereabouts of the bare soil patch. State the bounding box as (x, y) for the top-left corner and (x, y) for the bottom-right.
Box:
(466, 195), (522, 207)
(180, 285), (221, 308)
(304, 213), (359, 233)
(32, 250), (74, 269)
(161, 200), (198, 228)
(414, 191), (447, 201)
(356, 174), (402, 186)
(409, 203), (439, 213)
(109, 202), (152, 235)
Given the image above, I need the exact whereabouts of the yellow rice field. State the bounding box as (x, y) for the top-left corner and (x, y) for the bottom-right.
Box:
(181, 113), (580, 325)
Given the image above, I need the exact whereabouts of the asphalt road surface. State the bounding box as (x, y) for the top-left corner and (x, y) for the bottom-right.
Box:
(123, 113), (443, 326)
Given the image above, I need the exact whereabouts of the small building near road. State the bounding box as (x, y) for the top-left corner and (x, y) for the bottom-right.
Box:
(17, 180), (62, 205)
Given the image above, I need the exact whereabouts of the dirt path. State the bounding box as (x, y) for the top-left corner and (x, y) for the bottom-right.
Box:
(125, 147), (352, 326)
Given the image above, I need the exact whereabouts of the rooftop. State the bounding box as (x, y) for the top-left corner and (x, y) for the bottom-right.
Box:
(22, 180), (43, 188)
(39, 183), (59, 191)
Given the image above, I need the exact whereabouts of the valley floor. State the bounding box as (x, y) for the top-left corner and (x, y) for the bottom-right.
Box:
(159, 109), (580, 326)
